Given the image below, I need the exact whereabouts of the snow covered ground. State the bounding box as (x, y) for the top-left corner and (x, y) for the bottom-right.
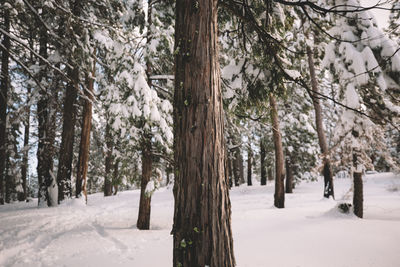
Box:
(1, 172), (399, 267)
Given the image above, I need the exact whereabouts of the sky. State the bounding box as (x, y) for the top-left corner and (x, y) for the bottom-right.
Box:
(360, 0), (392, 29)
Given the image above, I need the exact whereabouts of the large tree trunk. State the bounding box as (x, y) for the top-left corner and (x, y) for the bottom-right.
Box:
(0, 8), (10, 205)
(20, 87), (31, 202)
(104, 122), (113, 197)
(57, 68), (78, 202)
(285, 158), (293, 194)
(37, 11), (57, 207)
(137, 137), (152, 230)
(75, 56), (95, 201)
(173, 0), (235, 266)
(247, 147), (252, 186)
(270, 94), (285, 209)
(307, 46), (334, 199)
(59, 0), (83, 201)
(260, 138), (267, 185)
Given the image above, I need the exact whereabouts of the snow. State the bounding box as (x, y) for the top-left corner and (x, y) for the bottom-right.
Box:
(1, 173), (400, 267)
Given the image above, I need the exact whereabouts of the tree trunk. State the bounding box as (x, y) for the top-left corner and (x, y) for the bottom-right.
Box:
(75, 55), (95, 201)
(270, 94), (285, 209)
(173, 0), (235, 266)
(137, 137), (152, 230)
(112, 160), (119, 195)
(57, 67), (78, 202)
(352, 147), (363, 218)
(227, 152), (233, 188)
(233, 145), (244, 186)
(307, 46), (334, 199)
(285, 158), (293, 193)
(247, 147), (252, 186)
(37, 10), (57, 207)
(20, 87), (31, 202)
(0, 8), (10, 205)
(260, 138), (267, 185)
(353, 172), (363, 218)
(104, 122), (113, 197)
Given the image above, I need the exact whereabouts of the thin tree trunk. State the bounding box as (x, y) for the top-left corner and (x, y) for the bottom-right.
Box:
(233, 146), (244, 186)
(247, 147), (252, 186)
(270, 94), (285, 208)
(173, 0), (235, 266)
(104, 122), (113, 197)
(137, 137), (152, 230)
(260, 138), (267, 185)
(307, 46), (334, 199)
(0, 8), (10, 205)
(112, 160), (119, 195)
(20, 87), (31, 201)
(75, 54), (95, 201)
(285, 158), (293, 193)
(228, 152), (233, 188)
(352, 147), (363, 218)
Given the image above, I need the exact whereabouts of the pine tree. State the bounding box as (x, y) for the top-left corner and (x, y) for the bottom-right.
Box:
(173, 0), (235, 265)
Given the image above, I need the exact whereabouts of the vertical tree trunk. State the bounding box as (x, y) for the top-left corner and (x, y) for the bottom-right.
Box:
(306, 46), (334, 199)
(285, 158), (293, 193)
(173, 1), (235, 266)
(353, 172), (363, 218)
(112, 160), (119, 195)
(352, 146), (363, 218)
(247, 147), (252, 186)
(233, 146), (244, 186)
(37, 10), (57, 207)
(57, 68), (78, 202)
(270, 94), (285, 208)
(104, 122), (113, 197)
(75, 54), (95, 201)
(20, 87), (31, 201)
(227, 152), (233, 188)
(260, 138), (267, 185)
(137, 137), (152, 230)
(0, 8), (10, 205)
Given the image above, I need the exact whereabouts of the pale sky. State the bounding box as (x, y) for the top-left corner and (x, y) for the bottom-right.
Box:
(360, 0), (391, 29)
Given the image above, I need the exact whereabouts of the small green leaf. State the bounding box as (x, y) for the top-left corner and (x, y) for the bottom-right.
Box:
(193, 227), (200, 233)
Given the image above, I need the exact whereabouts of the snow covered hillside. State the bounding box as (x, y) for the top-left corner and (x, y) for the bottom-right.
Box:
(1, 173), (400, 267)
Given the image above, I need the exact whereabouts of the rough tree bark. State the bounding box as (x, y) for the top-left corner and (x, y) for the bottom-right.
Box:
(0, 8), (10, 205)
(352, 142), (363, 218)
(307, 46), (334, 199)
(173, 0), (235, 266)
(285, 158), (293, 193)
(137, 137), (152, 230)
(270, 93), (285, 208)
(57, 68), (78, 202)
(247, 147), (252, 186)
(37, 9), (57, 207)
(104, 122), (113, 197)
(260, 138), (267, 185)
(58, 0), (83, 202)
(75, 55), (95, 201)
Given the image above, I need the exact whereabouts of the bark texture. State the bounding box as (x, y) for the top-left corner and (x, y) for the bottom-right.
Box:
(0, 8), (10, 205)
(353, 172), (363, 218)
(173, 0), (235, 265)
(75, 58), (95, 201)
(307, 46), (334, 199)
(270, 94), (285, 208)
(37, 11), (57, 207)
(232, 145), (244, 186)
(137, 138), (152, 230)
(57, 68), (77, 202)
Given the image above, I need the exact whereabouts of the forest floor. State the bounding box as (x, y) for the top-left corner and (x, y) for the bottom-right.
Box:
(1, 172), (400, 267)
